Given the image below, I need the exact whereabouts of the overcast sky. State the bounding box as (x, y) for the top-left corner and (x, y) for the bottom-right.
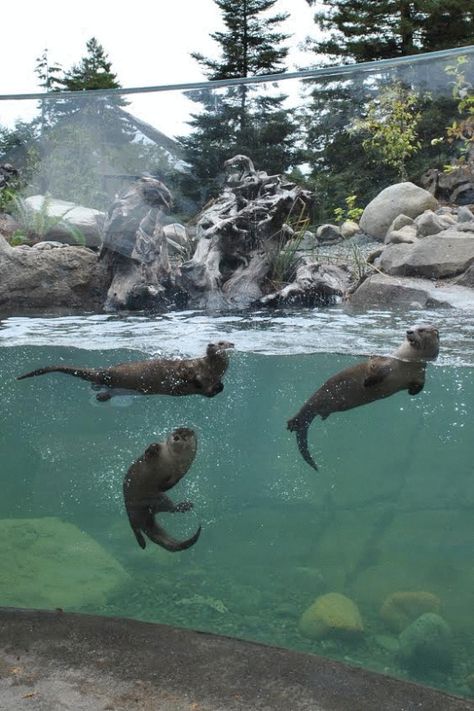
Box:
(1, 0), (317, 136)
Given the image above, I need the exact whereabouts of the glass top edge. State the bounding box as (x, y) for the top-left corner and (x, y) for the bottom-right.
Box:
(1, 45), (473, 102)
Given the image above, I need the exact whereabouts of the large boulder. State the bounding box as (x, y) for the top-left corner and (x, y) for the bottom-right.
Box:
(360, 183), (438, 241)
(0, 235), (109, 313)
(377, 230), (474, 278)
(0, 516), (128, 609)
(347, 273), (474, 310)
(24, 195), (105, 247)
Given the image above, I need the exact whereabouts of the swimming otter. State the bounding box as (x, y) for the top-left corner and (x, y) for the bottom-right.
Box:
(123, 427), (201, 552)
(287, 325), (440, 470)
(17, 341), (234, 401)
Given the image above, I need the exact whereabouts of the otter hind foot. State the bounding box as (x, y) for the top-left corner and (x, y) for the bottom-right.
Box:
(145, 520), (201, 552)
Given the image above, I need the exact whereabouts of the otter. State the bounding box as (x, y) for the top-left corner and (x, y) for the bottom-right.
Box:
(287, 325), (440, 470)
(17, 341), (234, 401)
(123, 427), (201, 552)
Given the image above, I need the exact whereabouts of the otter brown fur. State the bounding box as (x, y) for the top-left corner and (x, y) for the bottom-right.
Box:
(123, 427), (201, 552)
(17, 341), (234, 401)
(287, 325), (440, 470)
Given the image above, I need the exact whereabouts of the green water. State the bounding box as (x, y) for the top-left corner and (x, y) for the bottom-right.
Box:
(1, 344), (473, 697)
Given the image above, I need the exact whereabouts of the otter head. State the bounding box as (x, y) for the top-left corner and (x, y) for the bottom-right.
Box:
(167, 427), (197, 457)
(206, 341), (235, 358)
(397, 325), (440, 361)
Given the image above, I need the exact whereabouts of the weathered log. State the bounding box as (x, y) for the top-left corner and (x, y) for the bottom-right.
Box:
(178, 155), (313, 310)
(257, 260), (352, 308)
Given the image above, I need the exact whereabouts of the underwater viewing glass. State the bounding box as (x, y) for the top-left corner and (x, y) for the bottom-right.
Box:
(0, 45), (473, 700)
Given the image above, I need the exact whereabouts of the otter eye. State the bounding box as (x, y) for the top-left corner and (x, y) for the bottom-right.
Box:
(173, 434), (180, 442)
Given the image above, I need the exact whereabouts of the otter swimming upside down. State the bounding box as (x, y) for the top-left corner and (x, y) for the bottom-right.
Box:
(17, 341), (234, 401)
(123, 427), (201, 552)
(287, 325), (440, 470)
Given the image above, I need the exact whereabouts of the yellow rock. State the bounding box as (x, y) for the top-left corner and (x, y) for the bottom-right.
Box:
(299, 592), (364, 640)
(380, 591), (441, 633)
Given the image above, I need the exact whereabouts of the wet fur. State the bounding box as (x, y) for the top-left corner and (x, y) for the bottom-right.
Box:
(287, 326), (440, 470)
(17, 341), (234, 401)
(123, 428), (201, 552)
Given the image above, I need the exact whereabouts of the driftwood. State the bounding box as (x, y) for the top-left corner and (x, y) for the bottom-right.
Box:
(100, 176), (187, 311)
(99, 158), (313, 312)
(178, 155), (313, 310)
(257, 260), (352, 308)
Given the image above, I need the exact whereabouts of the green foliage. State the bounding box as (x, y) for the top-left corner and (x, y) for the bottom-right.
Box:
(269, 203), (310, 287)
(356, 82), (422, 181)
(305, 0), (474, 62)
(333, 194), (364, 224)
(9, 194), (85, 246)
(443, 55), (474, 166)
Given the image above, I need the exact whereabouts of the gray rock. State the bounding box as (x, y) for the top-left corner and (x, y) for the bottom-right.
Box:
(0, 235), (109, 314)
(340, 220), (360, 239)
(32, 241), (67, 250)
(360, 182), (438, 241)
(399, 613), (452, 672)
(347, 273), (474, 310)
(385, 225), (418, 245)
(456, 206), (474, 222)
(378, 230), (474, 279)
(316, 223), (342, 243)
(296, 230), (317, 251)
(386, 214), (414, 234)
(454, 263), (474, 288)
(24, 195), (105, 247)
(456, 222), (474, 232)
(414, 210), (454, 237)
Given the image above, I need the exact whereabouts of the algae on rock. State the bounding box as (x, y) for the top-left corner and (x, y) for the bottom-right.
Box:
(0, 516), (129, 610)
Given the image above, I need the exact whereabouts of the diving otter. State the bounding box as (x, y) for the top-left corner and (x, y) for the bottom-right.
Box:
(123, 427), (201, 552)
(17, 341), (234, 401)
(287, 325), (440, 470)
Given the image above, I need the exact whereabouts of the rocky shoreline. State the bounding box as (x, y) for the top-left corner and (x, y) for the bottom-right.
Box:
(1, 168), (474, 316)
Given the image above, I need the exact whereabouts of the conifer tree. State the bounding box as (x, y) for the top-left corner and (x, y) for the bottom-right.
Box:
(305, 0), (474, 63)
(179, 0), (299, 202)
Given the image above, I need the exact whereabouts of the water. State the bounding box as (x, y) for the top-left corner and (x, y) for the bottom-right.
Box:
(0, 306), (473, 698)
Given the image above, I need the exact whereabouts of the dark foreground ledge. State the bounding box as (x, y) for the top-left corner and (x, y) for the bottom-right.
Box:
(0, 608), (472, 711)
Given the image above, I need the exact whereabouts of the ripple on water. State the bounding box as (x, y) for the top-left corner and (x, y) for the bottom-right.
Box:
(0, 306), (473, 367)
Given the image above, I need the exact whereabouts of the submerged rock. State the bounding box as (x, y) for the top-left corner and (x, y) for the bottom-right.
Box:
(299, 592), (364, 640)
(380, 591), (441, 633)
(0, 516), (129, 609)
(398, 612), (452, 672)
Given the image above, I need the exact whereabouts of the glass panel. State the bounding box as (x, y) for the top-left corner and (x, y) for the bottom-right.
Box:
(1, 46), (473, 699)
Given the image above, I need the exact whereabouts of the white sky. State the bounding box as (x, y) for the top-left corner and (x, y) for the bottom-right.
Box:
(0, 0), (317, 137)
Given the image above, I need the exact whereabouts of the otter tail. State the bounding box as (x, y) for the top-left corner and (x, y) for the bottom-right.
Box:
(144, 519), (202, 552)
(17, 365), (100, 383)
(287, 415), (318, 471)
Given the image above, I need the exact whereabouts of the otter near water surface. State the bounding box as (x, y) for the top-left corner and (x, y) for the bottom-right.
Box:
(17, 341), (234, 401)
(287, 325), (440, 470)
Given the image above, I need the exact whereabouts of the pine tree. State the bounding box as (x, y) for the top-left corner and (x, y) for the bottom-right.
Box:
(179, 0), (299, 202)
(302, 0), (474, 218)
(305, 0), (474, 63)
(33, 38), (136, 206)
